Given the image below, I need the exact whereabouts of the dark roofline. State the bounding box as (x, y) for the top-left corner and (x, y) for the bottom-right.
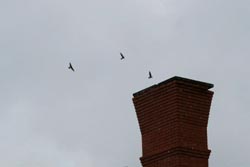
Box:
(133, 76), (214, 97)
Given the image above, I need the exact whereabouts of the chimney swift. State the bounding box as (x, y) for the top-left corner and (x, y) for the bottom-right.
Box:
(120, 52), (125, 60)
(68, 62), (75, 72)
(148, 71), (152, 79)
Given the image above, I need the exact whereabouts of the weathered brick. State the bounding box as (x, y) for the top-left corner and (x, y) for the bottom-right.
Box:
(133, 76), (214, 167)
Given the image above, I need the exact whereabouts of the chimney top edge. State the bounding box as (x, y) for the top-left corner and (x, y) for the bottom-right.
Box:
(133, 76), (214, 97)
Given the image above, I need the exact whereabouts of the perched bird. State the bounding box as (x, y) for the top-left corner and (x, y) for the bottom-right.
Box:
(120, 52), (125, 60)
(148, 71), (153, 79)
(68, 62), (75, 72)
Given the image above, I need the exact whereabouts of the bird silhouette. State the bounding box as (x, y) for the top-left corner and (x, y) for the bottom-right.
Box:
(148, 71), (152, 79)
(120, 52), (125, 60)
(68, 62), (75, 72)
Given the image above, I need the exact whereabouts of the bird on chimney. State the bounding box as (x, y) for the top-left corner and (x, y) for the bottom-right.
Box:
(68, 62), (75, 72)
(148, 71), (152, 79)
(120, 52), (125, 60)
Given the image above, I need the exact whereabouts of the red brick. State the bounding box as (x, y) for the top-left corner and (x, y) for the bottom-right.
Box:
(133, 76), (214, 167)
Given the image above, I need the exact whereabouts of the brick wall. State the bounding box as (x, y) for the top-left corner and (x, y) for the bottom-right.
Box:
(133, 76), (214, 167)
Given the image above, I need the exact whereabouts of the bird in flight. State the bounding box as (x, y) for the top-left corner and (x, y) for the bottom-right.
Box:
(68, 62), (75, 72)
(148, 71), (153, 79)
(120, 52), (125, 60)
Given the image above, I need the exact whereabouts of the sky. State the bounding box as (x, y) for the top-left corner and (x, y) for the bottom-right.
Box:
(0, 0), (250, 166)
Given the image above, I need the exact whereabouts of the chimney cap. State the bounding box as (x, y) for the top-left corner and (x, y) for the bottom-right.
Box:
(133, 76), (214, 97)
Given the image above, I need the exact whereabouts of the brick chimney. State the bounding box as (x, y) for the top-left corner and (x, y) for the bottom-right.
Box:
(133, 76), (214, 167)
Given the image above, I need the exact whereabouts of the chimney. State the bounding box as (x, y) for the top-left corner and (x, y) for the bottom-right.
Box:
(133, 76), (214, 167)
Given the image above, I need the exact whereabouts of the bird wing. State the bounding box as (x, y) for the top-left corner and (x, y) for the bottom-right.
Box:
(149, 71), (152, 78)
(70, 64), (75, 71)
(120, 53), (124, 58)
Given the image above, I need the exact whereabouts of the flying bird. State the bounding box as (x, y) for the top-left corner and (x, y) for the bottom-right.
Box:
(120, 52), (125, 60)
(148, 71), (153, 79)
(68, 62), (75, 72)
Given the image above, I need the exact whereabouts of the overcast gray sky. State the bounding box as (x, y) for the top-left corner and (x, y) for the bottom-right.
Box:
(0, 0), (250, 166)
